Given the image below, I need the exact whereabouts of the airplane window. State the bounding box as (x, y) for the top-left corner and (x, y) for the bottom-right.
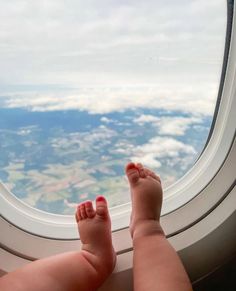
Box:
(0, 1), (226, 214)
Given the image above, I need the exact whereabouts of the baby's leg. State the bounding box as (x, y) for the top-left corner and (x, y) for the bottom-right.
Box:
(126, 162), (193, 291)
(0, 196), (116, 291)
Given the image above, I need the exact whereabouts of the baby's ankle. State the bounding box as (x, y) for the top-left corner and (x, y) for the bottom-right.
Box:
(81, 248), (115, 279)
(131, 220), (165, 242)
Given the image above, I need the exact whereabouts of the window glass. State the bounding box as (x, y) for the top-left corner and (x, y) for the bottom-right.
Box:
(0, 0), (226, 214)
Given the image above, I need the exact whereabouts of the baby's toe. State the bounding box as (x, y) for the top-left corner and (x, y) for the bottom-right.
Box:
(125, 162), (140, 185)
(80, 203), (87, 219)
(95, 196), (109, 218)
(136, 163), (146, 178)
(85, 201), (96, 218)
(147, 169), (161, 184)
(75, 205), (82, 222)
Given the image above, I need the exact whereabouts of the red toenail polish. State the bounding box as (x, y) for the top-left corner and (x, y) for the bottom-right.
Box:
(96, 195), (105, 202)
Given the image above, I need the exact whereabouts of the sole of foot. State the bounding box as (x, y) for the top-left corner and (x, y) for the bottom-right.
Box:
(76, 196), (116, 276)
(125, 162), (164, 239)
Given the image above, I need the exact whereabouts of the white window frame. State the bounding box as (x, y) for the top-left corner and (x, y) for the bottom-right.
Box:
(1, 0), (236, 287)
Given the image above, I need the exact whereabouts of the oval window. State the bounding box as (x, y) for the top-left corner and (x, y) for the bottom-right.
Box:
(0, 1), (226, 214)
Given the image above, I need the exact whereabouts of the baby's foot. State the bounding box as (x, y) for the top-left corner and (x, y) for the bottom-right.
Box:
(125, 162), (165, 240)
(75, 196), (116, 278)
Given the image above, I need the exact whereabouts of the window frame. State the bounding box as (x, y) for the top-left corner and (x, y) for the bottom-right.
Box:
(1, 0), (236, 286)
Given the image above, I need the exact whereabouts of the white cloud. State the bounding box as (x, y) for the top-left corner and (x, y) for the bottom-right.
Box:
(132, 154), (162, 169)
(52, 125), (117, 152)
(157, 116), (202, 135)
(81, 125), (117, 147)
(1, 82), (218, 116)
(114, 136), (196, 170)
(100, 116), (113, 124)
(135, 136), (196, 157)
(135, 114), (203, 136)
(134, 114), (160, 124)
(131, 136), (196, 170)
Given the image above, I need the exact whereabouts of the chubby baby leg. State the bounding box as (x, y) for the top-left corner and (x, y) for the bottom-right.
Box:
(126, 162), (193, 291)
(0, 196), (116, 291)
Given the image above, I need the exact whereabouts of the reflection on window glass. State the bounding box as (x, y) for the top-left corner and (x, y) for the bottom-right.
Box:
(0, 1), (226, 214)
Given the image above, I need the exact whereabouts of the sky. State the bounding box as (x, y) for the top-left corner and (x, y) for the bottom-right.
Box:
(0, 0), (226, 117)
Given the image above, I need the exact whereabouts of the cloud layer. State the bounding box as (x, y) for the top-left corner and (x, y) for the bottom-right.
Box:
(1, 82), (218, 116)
(134, 114), (203, 136)
(118, 135), (196, 169)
